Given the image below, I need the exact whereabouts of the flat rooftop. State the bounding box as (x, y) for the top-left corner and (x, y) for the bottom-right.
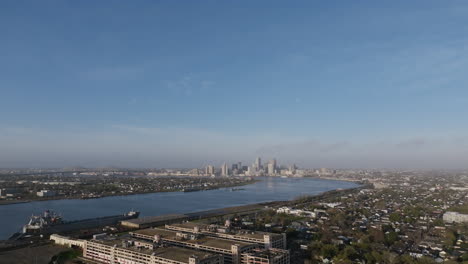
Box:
(90, 236), (217, 262)
(167, 222), (281, 240)
(153, 247), (217, 262)
(133, 228), (253, 250)
(168, 222), (207, 230)
(122, 214), (187, 225)
(245, 248), (289, 258)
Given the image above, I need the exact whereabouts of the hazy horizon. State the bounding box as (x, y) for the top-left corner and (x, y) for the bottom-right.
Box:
(2, 1), (468, 169)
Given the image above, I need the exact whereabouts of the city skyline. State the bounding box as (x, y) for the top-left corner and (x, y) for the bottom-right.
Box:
(2, 1), (468, 168)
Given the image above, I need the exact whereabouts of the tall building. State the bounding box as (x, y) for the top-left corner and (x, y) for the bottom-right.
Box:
(267, 163), (275, 175)
(255, 157), (262, 170)
(205, 165), (215, 176)
(221, 163), (229, 176)
(288, 164), (296, 174)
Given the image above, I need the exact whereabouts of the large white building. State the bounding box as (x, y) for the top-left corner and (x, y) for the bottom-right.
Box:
(52, 234), (223, 264)
(50, 222), (290, 264)
(443, 211), (468, 223)
(165, 222), (287, 249)
(131, 228), (258, 264)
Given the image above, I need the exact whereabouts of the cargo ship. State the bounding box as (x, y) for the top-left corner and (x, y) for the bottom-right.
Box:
(10, 210), (139, 239)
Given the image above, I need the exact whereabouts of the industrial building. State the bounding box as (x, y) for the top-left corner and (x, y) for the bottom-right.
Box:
(50, 234), (85, 248)
(0, 188), (20, 198)
(52, 234), (223, 264)
(130, 228), (258, 264)
(165, 222), (287, 249)
(36, 190), (56, 197)
(241, 248), (290, 264)
(121, 214), (189, 229)
(50, 221), (290, 264)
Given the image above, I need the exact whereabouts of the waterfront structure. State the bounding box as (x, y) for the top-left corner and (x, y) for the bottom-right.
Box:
(20, 210), (139, 235)
(50, 234), (85, 248)
(130, 228), (258, 264)
(121, 204), (266, 229)
(0, 188), (19, 198)
(165, 222), (287, 249)
(241, 248), (290, 264)
(36, 190), (56, 197)
(443, 211), (468, 223)
(121, 214), (188, 229)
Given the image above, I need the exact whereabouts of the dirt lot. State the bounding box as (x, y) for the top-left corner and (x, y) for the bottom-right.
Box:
(0, 244), (66, 264)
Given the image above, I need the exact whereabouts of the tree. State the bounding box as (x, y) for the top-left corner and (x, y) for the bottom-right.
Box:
(462, 252), (468, 261)
(415, 256), (436, 264)
(369, 228), (385, 243)
(335, 246), (358, 261)
(321, 244), (338, 259)
(398, 255), (417, 264)
(389, 212), (402, 223)
(384, 231), (398, 247)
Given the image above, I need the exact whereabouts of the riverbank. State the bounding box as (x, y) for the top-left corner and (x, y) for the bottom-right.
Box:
(120, 182), (369, 229)
(0, 177), (360, 240)
(302, 175), (365, 184)
(0, 178), (258, 206)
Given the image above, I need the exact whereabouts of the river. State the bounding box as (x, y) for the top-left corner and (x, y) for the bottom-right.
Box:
(0, 177), (359, 239)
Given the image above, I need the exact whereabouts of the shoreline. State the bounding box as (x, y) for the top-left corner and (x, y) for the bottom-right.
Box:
(0, 180), (367, 244)
(119, 182), (369, 229)
(301, 175), (365, 184)
(0, 177), (361, 206)
(0, 179), (258, 206)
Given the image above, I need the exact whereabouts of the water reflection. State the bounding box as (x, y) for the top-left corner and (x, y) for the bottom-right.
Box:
(0, 177), (358, 239)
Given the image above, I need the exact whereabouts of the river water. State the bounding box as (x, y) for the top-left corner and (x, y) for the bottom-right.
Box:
(0, 177), (359, 239)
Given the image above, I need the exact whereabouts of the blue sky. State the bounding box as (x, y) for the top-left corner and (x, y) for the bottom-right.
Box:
(1, 1), (468, 168)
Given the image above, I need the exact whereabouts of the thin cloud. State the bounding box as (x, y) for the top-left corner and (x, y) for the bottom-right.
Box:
(165, 74), (215, 97)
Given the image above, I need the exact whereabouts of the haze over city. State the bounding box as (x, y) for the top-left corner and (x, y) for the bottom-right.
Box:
(2, 1), (468, 168)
